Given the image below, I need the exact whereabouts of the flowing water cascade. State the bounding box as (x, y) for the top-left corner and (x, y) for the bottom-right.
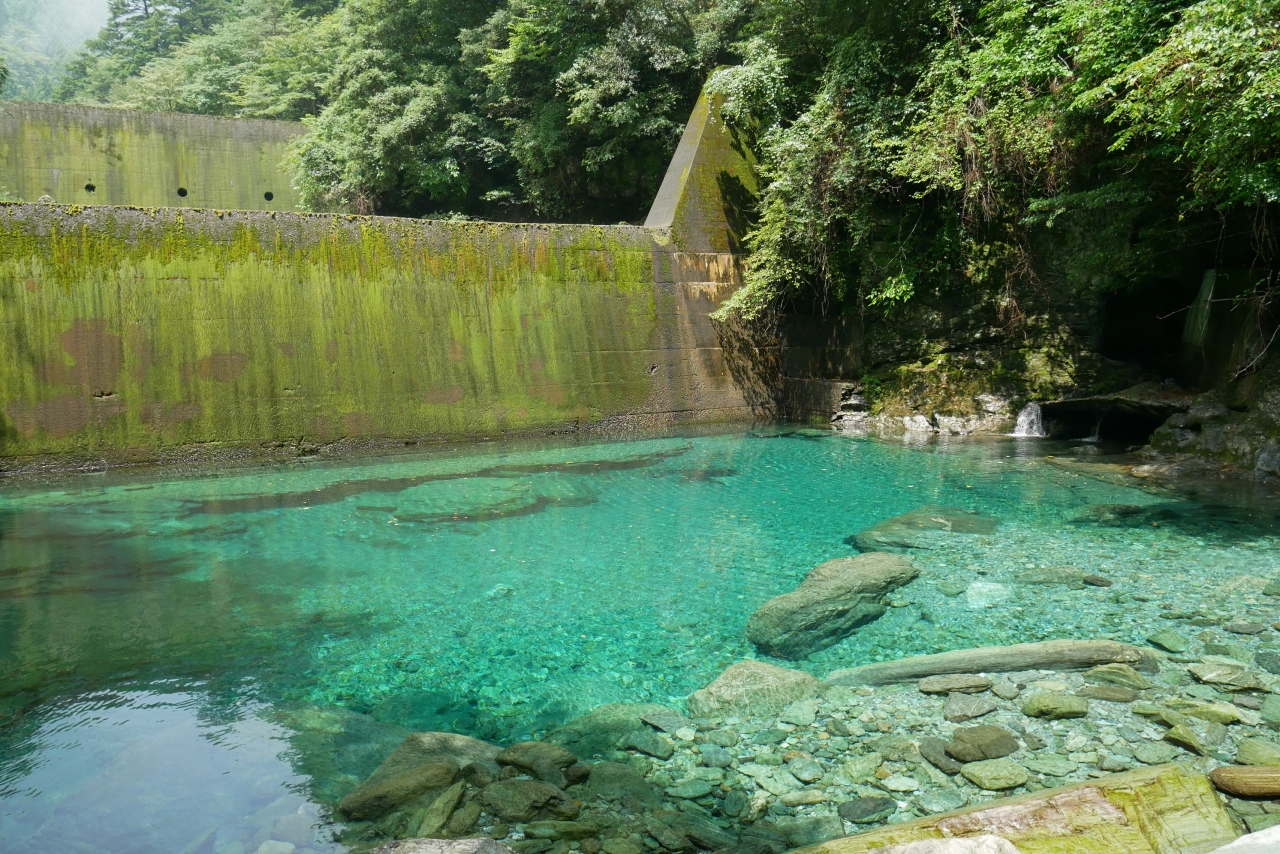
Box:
(1012, 402), (1045, 437)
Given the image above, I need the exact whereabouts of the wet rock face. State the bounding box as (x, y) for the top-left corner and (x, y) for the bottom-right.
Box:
(746, 553), (920, 659)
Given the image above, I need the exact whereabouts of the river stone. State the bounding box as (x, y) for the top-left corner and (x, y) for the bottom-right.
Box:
(914, 788), (966, 815)
(852, 507), (998, 553)
(882, 775), (920, 793)
(945, 726), (1019, 763)
(1016, 565), (1087, 588)
(788, 757), (824, 783)
(699, 744), (733, 767)
(1190, 659), (1265, 690)
(1208, 825), (1280, 854)
(875, 840), (1021, 854)
(687, 660), (821, 717)
(672, 816), (738, 850)
(414, 781), (467, 837)
(844, 752), (884, 781)
(1262, 694), (1280, 727)
(777, 816), (846, 847)
(839, 796), (897, 824)
(1168, 699), (1241, 724)
(1022, 755), (1077, 777)
(601, 841), (642, 854)
(623, 730), (674, 760)
(1133, 741), (1178, 765)
(339, 761), (459, 820)
(965, 582), (1012, 609)
(919, 674), (992, 695)
(1225, 622), (1267, 635)
(573, 762), (661, 807)
(1083, 663), (1154, 690)
(1147, 630), (1189, 653)
(782, 789), (828, 806)
(780, 699), (820, 726)
(1256, 651), (1280, 675)
(666, 779), (713, 799)
(637, 707), (691, 734)
(524, 821), (600, 840)
(1210, 766), (1280, 798)
(943, 692), (997, 723)
(1078, 685), (1139, 703)
(547, 703), (674, 760)
(446, 801), (482, 836)
(481, 779), (579, 823)
(1164, 725), (1209, 756)
(961, 759), (1028, 790)
(919, 737), (963, 775)
(497, 742), (579, 788)
(1021, 692), (1088, 720)
(746, 554), (919, 659)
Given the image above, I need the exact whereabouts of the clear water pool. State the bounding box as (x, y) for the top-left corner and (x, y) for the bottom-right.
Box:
(2, 427), (1279, 852)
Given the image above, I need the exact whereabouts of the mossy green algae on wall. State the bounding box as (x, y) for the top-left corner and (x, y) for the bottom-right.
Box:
(0, 102), (304, 211)
(0, 205), (666, 458)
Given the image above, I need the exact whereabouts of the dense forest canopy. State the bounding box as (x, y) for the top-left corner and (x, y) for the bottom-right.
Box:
(6, 0), (1280, 321)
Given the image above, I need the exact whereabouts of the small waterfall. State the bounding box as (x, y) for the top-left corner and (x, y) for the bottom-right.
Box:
(1012, 402), (1045, 438)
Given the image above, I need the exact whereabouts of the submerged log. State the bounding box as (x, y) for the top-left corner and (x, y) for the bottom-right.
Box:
(789, 763), (1236, 854)
(827, 640), (1160, 686)
(1211, 765), (1280, 798)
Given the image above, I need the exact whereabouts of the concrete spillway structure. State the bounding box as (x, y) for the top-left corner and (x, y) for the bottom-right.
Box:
(0, 91), (778, 468)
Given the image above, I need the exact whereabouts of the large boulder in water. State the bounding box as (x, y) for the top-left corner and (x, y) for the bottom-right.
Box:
(851, 506), (998, 552)
(337, 731), (502, 819)
(687, 660), (820, 718)
(746, 553), (919, 659)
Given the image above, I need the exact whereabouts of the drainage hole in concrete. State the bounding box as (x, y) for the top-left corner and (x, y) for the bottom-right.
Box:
(177, 187), (188, 198)
(264, 191), (274, 202)
(84, 183), (96, 193)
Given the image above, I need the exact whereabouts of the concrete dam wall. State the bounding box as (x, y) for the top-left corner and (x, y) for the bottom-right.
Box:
(0, 101), (305, 211)
(0, 92), (776, 467)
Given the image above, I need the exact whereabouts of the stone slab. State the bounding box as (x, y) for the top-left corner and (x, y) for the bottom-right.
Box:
(787, 763), (1239, 854)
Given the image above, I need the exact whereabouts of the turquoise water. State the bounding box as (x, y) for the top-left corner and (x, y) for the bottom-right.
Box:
(2, 427), (1280, 852)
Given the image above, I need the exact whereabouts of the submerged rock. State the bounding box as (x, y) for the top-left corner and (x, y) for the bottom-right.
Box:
(338, 733), (494, 820)
(945, 726), (1019, 763)
(838, 796), (897, 824)
(687, 660), (821, 717)
(496, 742), (579, 788)
(961, 759), (1028, 791)
(480, 779), (579, 823)
(546, 703), (674, 759)
(746, 553), (919, 659)
(1021, 692), (1088, 720)
(851, 507), (999, 553)
(919, 674), (992, 695)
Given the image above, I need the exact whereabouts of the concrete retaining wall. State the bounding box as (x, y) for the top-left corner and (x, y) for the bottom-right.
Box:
(0, 101), (304, 211)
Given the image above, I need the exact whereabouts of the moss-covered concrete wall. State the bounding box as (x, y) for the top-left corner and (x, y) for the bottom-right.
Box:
(0, 102), (304, 211)
(0, 206), (762, 464)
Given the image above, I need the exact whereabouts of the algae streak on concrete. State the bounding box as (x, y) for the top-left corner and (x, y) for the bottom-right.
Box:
(0, 205), (757, 464)
(0, 102), (304, 211)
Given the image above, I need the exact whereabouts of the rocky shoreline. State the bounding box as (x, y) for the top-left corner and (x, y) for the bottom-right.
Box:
(299, 622), (1280, 854)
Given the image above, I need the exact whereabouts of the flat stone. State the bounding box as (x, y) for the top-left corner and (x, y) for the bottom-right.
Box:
(776, 816), (846, 848)
(1016, 565), (1087, 588)
(919, 736), (963, 775)
(1078, 685), (1138, 703)
(852, 506), (999, 553)
(1147, 630), (1189, 653)
(1263, 694), (1280, 727)
(601, 841), (643, 854)
(946, 725), (1019, 763)
(670, 816), (737, 851)
(1256, 651), (1280, 675)
(919, 674), (993, 695)
(1238, 738), (1280, 766)
(524, 822), (601, 840)
(961, 758), (1028, 790)
(666, 779), (713, 799)
(1022, 755), (1078, 777)
(1084, 663), (1153, 690)
(547, 703), (675, 760)
(882, 775), (920, 793)
(623, 730), (674, 760)
(1083, 575), (1113, 587)
(747, 554), (919, 659)
(1021, 692), (1088, 720)
(843, 752), (884, 782)
(1164, 724), (1209, 756)
(991, 681), (1021, 700)
(687, 660), (821, 717)
(1167, 699), (1241, 725)
(639, 708), (692, 734)
(414, 781), (467, 837)
(780, 699), (819, 726)
(839, 796), (897, 823)
(1190, 659), (1265, 690)
(914, 789), (966, 815)
(782, 789), (827, 806)
(788, 757), (824, 783)
(1225, 622), (1267, 635)
(943, 692), (997, 723)
(1133, 741), (1178, 765)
